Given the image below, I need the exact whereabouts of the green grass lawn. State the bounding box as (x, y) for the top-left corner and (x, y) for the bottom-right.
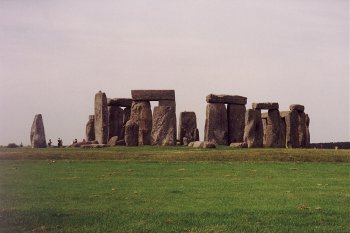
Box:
(0, 147), (349, 232)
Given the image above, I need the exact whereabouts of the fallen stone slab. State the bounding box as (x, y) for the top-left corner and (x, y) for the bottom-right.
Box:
(81, 144), (110, 149)
(206, 94), (247, 105)
(230, 142), (248, 148)
(107, 136), (119, 146)
(290, 104), (305, 112)
(203, 142), (216, 149)
(131, 90), (175, 101)
(252, 102), (279, 110)
(107, 98), (132, 107)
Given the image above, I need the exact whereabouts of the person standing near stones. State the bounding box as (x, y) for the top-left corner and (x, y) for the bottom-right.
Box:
(48, 139), (52, 147)
(58, 138), (63, 147)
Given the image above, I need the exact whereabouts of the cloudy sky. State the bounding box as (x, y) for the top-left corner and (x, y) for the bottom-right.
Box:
(0, 0), (349, 145)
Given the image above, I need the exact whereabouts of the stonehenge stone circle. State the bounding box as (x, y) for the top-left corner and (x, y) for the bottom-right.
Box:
(204, 103), (228, 145)
(243, 109), (263, 148)
(298, 111), (308, 148)
(206, 94), (247, 105)
(227, 104), (246, 143)
(30, 114), (47, 148)
(264, 109), (285, 148)
(151, 106), (177, 146)
(283, 110), (299, 148)
(178, 111), (199, 145)
(252, 102), (279, 110)
(108, 106), (124, 140)
(94, 91), (109, 144)
(130, 101), (153, 145)
(125, 120), (139, 146)
(86, 115), (95, 141)
(131, 90), (175, 101)
(107, 98), (132, 107)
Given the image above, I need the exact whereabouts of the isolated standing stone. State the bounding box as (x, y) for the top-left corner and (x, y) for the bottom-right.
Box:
(284, 110), (299, 148)
(204, 103), (228, 145)
(125, 120), (139, 146)
(178, 111), (198, 145)
(243, 109), (263, 148)
(264, 109), (285, 148)
(227, 104), (246, 143)
(130, 101), (152, 145)
(30, 114), (47, 148)
(86, 115), (95, 141)
(108, 106), (124, 140)
(151, 106), (177, 146)
(94, 91), (108, 144)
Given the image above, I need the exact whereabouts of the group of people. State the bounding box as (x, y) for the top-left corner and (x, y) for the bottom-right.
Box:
(47, 138), (64, 147)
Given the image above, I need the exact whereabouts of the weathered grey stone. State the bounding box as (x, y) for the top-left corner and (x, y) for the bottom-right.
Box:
(298, 112), (307, 148)
(159, 100), (176, 109)
(203, 142), (216, 148)
(264, 109), (285, 148)
(227, 104), (246, 144)
(206, 94), (247, 105)
(86, 115), (95, 141)
(116, 140), (126, 146)
(81, 144), (109, 149)
(188, 141), (195, 147)
(243, 109), (263, 148)
(306, 114), (310, 148)
(131, 90), (175, 101)
(130, 101), (152, 145)
(107, 136), (119, 146)
(183, 137), (188, 146)
(204, 103), (228, 145)
(252, 102), (279, 110)
(125, 120), (139, 146)
(151, 106), (177, 146)
(107, 98), (132, 107)
(290, 104), (305, 112)
(178, 112), (198, 145)
(229, 142), (248, 148)
(193, 141), (204, 148)
(108, 106), (124, 140)
(285, 110), (299, 148)
(279, 111), (289, 118)
(94, 91), (109, 144)
(262, 117), (268, 145)
(30, 114), (47, 148)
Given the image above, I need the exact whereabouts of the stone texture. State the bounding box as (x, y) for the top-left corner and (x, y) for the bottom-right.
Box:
(107, 98), (132, 107)
(125, 120), (139, 146)
(206, 94), (247, 105)
(131, 90), (175, 101)
(243, 109), (263, 148)
(108, 106), (124, 140)
(94, 91), (109, 144)
(229, 142), (248, 148)
(264, 109), (285, 148)
(284, 110), (299, 148)
(178, 112), (198, 145)
(252, 102), (279, 110)
(151, 106), (177, 146)
(227, 104), (246, 143)
(86, 115), (95, 141)
(203, 142), (216, 148)
(193, 141), (204, 148)
(188, 142), (195, 147)
(130, 101), (152, 145)
(204, 103), (228, 145)
(107, 136), (119, 146)
(159, 100), (176, 109)
(290, 104), (305, 112)
(306, 114), (311, 148)
(30, 114), (47, 148)
(298, 112), (307, 148)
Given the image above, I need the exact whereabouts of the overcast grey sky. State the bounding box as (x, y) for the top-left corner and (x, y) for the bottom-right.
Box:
(0, 0), (349, 145)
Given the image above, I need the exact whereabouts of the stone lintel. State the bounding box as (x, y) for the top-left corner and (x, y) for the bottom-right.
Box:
(289, 104), (305, 112)
(107, 98), (132, 107)
(206, 94), (247, 105)
(131, 90), (175, 101)
(252, 102), (279, 110)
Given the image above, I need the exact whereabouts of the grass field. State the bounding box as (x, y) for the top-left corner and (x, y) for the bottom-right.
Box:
(0, 147), (349, 233)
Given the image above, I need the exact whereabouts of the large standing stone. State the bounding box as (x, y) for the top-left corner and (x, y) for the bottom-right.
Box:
(178, 112), (198, 145)
(243, 109), (263, 148)
(298, 111), (307, 148)
(108, 106), (124, 140)
(227, 104), (246, 143)
(306, 114), (311, 148)
(30, 114), (47, 148)
(131, 90), (175, 101)
(264, 109), (285, 148)
(284, 110), (299, 148)
(204, 103), (228, 145)
(125, 120), (139, 146)
(151, 106), (177, 146)
(206, 94), (247, 105)
(130, 101), (152, 145)
(94, 91), (108, 144)
(86, 115), (95, 141)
